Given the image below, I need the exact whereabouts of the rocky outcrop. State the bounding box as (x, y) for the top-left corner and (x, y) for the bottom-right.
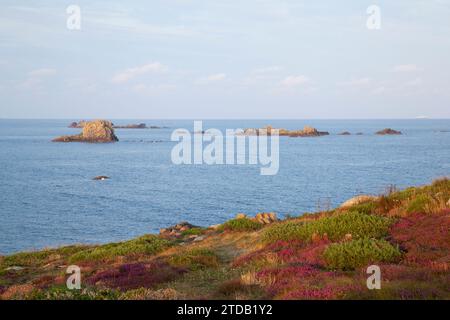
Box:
(159, 222), (199, 239)
(339, 131), (351, 135)
(239, 125), (329, 137)
(68, 121), (87, 128)
(340, 195), (378, 209)
(234, 212), (278, 224)
(93, 176), (110, 181)
(254, 212), (278, 224)
(113, 123), (147, 129)
(376, 128), (402, 135)
(287, 126), (329, 137)
(54, 120), (119, 143)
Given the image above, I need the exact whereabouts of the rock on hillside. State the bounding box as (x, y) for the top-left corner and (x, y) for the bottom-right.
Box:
(53, 120), (119, 143)
(340, 195), (378, 208)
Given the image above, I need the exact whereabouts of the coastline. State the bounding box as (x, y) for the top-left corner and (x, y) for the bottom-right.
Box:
(1, 178), (449, 300)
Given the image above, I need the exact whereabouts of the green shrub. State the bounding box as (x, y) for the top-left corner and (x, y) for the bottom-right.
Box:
(347, 202), (377, 215)
(168, 249), (220, 270)
(323, 238), (402, 270)
(219, 218), (263, 232)
(406, 194), (431, 213)
(262, 212), (393, 243)
(68, 235), (173, 263)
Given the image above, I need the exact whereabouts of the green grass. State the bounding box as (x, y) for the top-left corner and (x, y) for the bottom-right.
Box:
(27, 286), (120, 300)
(406, 194), (432, 213)
(323, 238), (402, 270)
(346, 202), (377, 215)
(0, 245), (89, 269)
(219, 218), (263, 232)
(68, 235), (173, 263)
(262, 212), (394, 243)
(180, 227), (205, 236)
(168, 249), (220, 271)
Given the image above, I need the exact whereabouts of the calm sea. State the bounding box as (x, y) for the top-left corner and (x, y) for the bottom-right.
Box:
(0, 119), (449, 254)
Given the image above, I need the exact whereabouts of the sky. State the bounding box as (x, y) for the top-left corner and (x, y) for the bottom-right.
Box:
(0, 0), (449, 119)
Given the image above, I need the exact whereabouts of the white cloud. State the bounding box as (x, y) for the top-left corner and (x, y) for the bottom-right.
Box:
(206, 73), (227, 82)
(372, 86), (387, 95)
(393, 64), (421, 72)
(196, 73), (226, 84)
(112, 62), (167, 84)
(28, 68), (56, 77)
(241, 66), (282, 86)
(132, 83), (176, 95)
(21, 68), (57, 88)
(338, 77), (371, 87)
(404, 77), (423, 87)
(253, 66), (283, 74)
(280, 75), (311, 87)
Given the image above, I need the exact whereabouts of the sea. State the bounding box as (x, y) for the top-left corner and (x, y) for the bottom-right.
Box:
(0, 119), (449, 254)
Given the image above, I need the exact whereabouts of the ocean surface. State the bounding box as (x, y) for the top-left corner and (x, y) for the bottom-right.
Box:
(0, 119), (449, 255)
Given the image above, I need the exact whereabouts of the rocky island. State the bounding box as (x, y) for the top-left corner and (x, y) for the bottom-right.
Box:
(376, 128), (402, 135)
(54, 120), (119, 143)
(239, 125), (329, 137)
(69, 121), (164, 129)
(113, 123), (148, 129)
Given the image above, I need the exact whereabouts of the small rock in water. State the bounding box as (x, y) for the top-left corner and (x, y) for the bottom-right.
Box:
(93, 176), (110, 181)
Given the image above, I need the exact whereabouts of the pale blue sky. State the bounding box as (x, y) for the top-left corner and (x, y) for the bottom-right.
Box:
(0, 0), (449, 119)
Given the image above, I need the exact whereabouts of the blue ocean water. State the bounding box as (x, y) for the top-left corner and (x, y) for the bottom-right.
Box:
(0, 119), (449, 254)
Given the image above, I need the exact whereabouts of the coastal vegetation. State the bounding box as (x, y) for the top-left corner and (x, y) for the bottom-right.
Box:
(0, 178), (449, 300)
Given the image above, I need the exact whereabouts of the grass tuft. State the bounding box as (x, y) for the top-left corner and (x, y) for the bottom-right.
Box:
(219, 218), (263, 232)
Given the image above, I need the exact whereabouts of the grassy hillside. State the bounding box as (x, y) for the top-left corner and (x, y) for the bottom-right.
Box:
(1, 178), (449, 300)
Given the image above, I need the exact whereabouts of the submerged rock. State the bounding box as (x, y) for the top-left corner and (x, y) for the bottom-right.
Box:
(376, 128), (402, 135)
(53, 120), (119, 143)
(339, 131), (351, 135)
